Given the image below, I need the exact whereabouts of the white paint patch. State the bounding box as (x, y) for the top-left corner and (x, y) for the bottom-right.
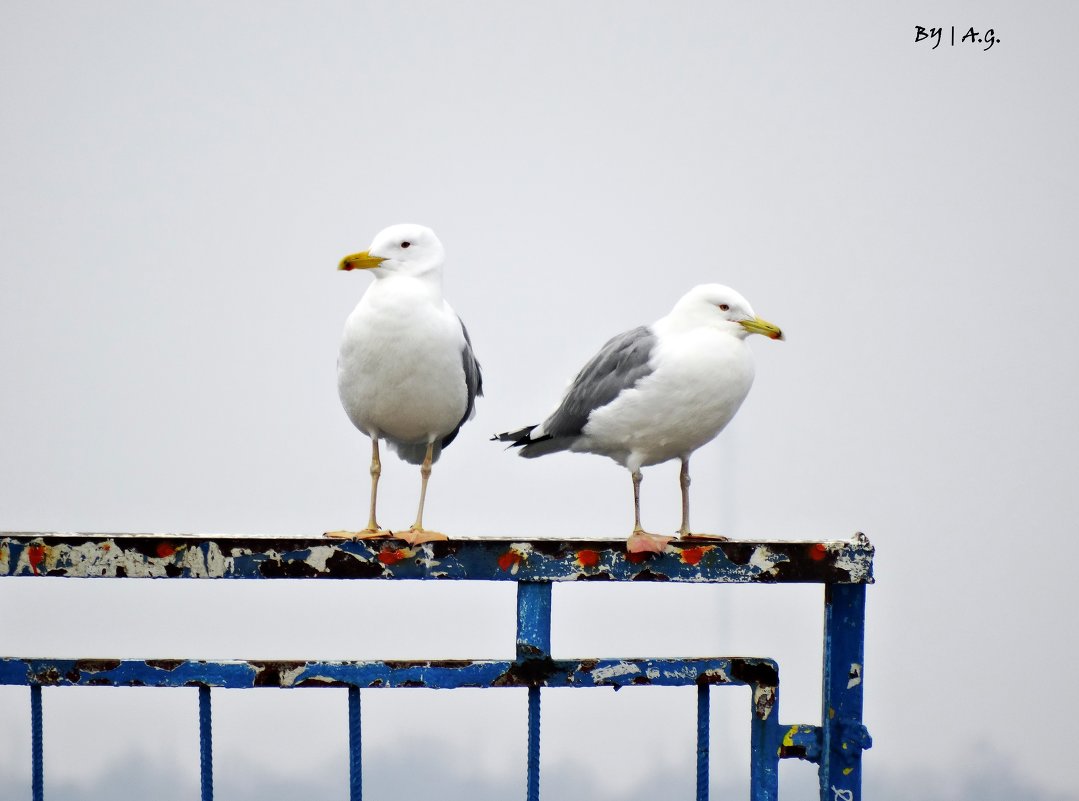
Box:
(749, 546), (783, 577)
(662, 665), (697, 681)
(847, 663), (862, 689)
(592, 661), (641, 682)
(753, 685), (776, 720)
(278, 664), (307, 688)
(304, 545), (336, 573)
(703, 667), (731, 683)
(834, 553), (871, 584)
(646, 667), (661, 680)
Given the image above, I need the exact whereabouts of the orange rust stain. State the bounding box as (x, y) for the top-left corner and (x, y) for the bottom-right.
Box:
(809, 543), (827, 561)
(626, 551), (652, 564)
(156, 542), (176, 558)
(681, 546), (705, 566)
(498, 551), (522, 571)
(28, 545), (46, 576)
(576, 549), (600, 568)
(377, 548), (408, 566)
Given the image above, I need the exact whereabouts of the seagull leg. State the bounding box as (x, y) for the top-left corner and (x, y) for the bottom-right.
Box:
(626, 469), (671, 554)
(402, 442), (448, 545)
(678, 456), (692, 537)
(325, 438), (392, 541)
(677, 455), (730, 543)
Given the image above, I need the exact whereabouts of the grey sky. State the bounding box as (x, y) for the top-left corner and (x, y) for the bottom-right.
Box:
(2, 0), (1078, 798)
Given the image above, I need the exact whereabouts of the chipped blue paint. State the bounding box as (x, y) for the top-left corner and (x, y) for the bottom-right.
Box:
(1, 532), (873, 800)
(0, 533), (874, 584)
(0, 656), (780, 695)
(821, 583), (871, 799)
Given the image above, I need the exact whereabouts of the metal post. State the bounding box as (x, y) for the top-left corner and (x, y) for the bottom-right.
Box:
(749, 687), (780, 800)
(696, 683), (709, 801)
(517, 581), (552, 801)
(31, 684), (43, 801)
(820, 583), (870, 800)
(348, 687), (362, 801)
(199, 686), (214, 801)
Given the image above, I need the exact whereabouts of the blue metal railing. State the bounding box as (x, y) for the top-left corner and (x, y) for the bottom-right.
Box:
(0, 532), (874, 800)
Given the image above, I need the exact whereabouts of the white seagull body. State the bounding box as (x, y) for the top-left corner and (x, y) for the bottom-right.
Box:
(331, 224), (482, 544)
(496, 284), (782, 553)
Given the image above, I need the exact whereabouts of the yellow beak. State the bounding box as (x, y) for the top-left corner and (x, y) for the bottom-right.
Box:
(338, 251), (387, 271)
(740, 316), (785, 340)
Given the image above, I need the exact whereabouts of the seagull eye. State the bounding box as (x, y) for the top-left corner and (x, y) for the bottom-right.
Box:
(718, 304), (730, 312)
(400, 241), (411, 249)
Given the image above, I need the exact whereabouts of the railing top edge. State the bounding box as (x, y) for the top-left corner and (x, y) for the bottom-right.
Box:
(0, 532), (874, 584)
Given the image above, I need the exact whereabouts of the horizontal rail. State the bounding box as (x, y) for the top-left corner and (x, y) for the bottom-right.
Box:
(0, 656), (778, 698)
(0, 533), (873, 584)
(6, 653), (813, 766)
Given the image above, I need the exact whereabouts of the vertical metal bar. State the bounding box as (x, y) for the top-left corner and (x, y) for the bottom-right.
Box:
(348, 687), (362, 801)
(31, 684), (43, 801)
(696, 683), (709, 801)
(527, 686), (541, 801)
(749, 686), (780, 801)
(199, 686), (214, 801)
(517, 581), (552, 801)
(516, 581), (552, 658)
(820, 583), (868, 801)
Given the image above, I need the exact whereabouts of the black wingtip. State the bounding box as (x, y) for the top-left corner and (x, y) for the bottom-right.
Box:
(492, 424), (542, 448)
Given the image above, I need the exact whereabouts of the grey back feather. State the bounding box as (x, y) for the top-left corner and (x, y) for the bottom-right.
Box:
(541, 325), (656, 440)
(439, 317), (483, 450)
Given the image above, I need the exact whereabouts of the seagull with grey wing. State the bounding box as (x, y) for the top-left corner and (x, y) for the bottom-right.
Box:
(329, 224), (482, 545)
(495, 284), (782, 554)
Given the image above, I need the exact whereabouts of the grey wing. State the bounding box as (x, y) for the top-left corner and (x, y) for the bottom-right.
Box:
(542, 325), (657, 439)
(440, 316), (484, 449)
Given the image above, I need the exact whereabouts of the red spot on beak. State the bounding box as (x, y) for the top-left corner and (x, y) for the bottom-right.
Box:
(28, 545), (46, 576)
(377, 547), (408, 566)
(809, 543), (827, 561)
(681, 546), (705, 566)
(156, 542), (176, 558)
(576, 549), (599, 568)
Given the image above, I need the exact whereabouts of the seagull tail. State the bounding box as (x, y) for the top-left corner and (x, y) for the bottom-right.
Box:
(492, 425), (570, 458)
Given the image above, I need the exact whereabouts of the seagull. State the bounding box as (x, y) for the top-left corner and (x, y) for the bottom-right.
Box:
(495, 284), (782, 553)
(328, 224), (482, 545)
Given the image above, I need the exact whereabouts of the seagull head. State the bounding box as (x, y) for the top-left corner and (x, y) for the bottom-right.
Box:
(338, 224), (445, 279)
(672, 284), (784, 341)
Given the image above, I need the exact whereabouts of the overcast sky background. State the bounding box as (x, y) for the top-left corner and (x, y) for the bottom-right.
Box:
(2, 1), (1078, 799)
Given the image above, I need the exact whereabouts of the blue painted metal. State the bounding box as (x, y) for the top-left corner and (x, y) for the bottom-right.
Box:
(348, 687), (362, 801)
(821, 583), (871, 800)
(516, 583), (551, 801)
(527, 686), (541, 801)
(31, 683), (43, 801)
(0, 656), (781, 694)
(1, 532), (873, 800)
(696, 684), (709, 801)
(199, 686), (213, 801)
(0, 533), (873, 585)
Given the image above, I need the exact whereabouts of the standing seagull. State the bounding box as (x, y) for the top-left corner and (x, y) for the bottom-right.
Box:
(329, 224), (482, 545)
(495, 284), (782, 554)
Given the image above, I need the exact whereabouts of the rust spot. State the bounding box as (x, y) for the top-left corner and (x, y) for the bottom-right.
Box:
(497, 550), (522, 571)
(576, 549), (599, 568)
(808, 543), (827, 561)
(28, 545), (46, 575)
(377, 548), (408, 566)
(251, 661), (307, 687)
(75, 659), (122, 673)
(493, 656), (558, 687)
(681, 546), (705, 565)
(156, 542), (176, 558)
(625, 551), (653, 565)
